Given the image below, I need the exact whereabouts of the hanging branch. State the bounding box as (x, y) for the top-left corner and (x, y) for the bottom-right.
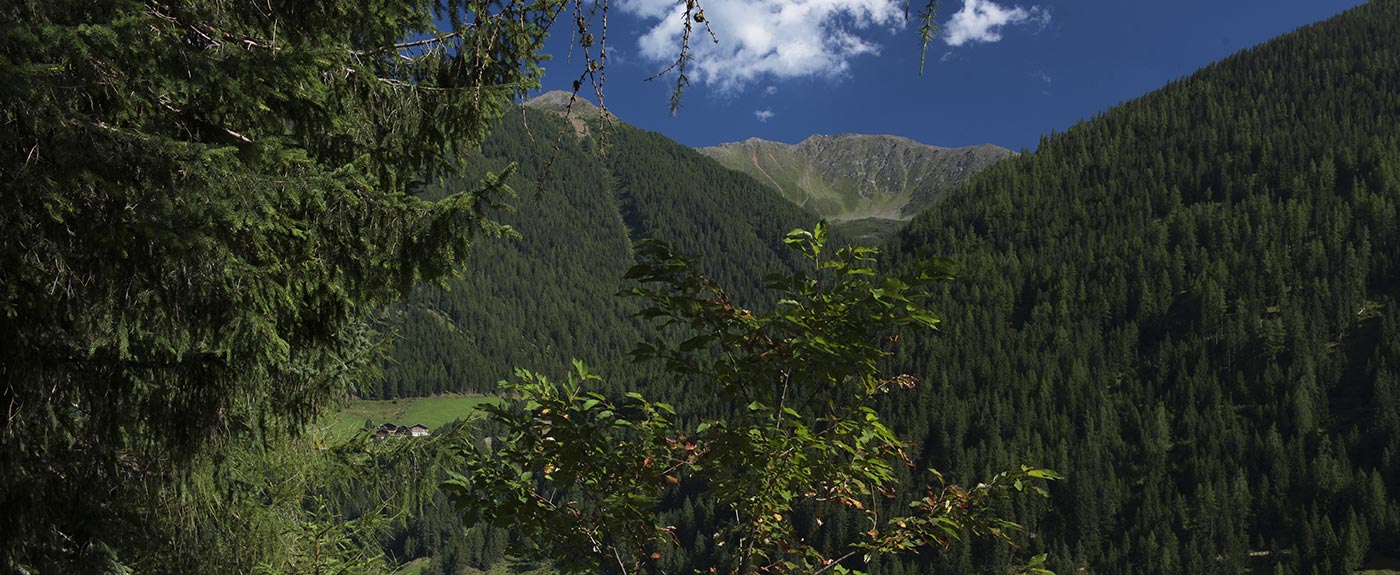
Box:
(644, 0), (718, 115)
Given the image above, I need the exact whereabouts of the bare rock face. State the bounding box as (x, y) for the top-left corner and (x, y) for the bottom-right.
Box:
(700, 134), (1013, 237)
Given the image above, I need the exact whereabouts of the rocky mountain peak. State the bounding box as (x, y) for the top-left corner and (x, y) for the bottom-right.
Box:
(697, 133), (1014, 241)
(523, 90), (613, 137)
(525, 90), (604, 115)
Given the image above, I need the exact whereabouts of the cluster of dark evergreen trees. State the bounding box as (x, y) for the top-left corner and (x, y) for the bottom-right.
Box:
(380, 2), (1400, 574)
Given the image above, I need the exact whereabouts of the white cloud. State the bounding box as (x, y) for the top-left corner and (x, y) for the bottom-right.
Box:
(1031, 70), (1052, 85)
(763, 85), (778, 96)
(754, 108), (775, 122)
(942, 0), (1049, 47)
(617, 0), (906, 93)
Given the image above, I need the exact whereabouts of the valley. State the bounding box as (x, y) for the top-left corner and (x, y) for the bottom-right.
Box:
(326, 395), (499, 438)
(375, 3), (1400, 573)
(700, 134), (1012, 241)
(8, 1), (1400, 574)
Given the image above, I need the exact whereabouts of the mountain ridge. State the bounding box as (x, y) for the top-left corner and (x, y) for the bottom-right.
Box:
(523, 90), (1010, 242)
(699, 133), (1012, 241)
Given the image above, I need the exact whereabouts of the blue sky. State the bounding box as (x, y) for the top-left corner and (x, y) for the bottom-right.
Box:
(531, 0), (1366, 151)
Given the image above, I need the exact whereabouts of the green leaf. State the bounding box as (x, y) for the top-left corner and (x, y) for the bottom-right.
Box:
(908, 309), (941, 328)
(784, 228), (813, 247)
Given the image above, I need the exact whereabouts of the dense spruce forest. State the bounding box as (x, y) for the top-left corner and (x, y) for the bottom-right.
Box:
(381, 2), (1400, 574)
(375, 109), (818, 399)
(876, 1), (1400, 573)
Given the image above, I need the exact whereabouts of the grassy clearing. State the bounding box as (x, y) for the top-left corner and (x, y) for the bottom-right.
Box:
(322, 394), (500, 438)
(395, 557), (431, 575)
(395, 554), (557, 575)
(462, 558), (557, 575)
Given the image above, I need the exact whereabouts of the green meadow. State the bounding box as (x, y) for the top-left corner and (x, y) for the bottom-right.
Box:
(323, 394), (500, 438)
(397, 556), (558, 575)
(394, 557), (430, 575)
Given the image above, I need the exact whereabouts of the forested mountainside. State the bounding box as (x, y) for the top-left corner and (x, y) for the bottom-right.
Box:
(873, 1), (1400, 573)
(376, 3), (1400, 574)
(700, 135), (1011, 242)
(373, 107), (818, 399)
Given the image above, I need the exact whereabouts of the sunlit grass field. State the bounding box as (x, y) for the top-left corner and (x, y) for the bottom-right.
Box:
(396, 556), (557, 575)
(323, 394), (500, 438)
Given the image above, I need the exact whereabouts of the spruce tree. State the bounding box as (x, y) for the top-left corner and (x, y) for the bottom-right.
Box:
(1, 0), (560, 570)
